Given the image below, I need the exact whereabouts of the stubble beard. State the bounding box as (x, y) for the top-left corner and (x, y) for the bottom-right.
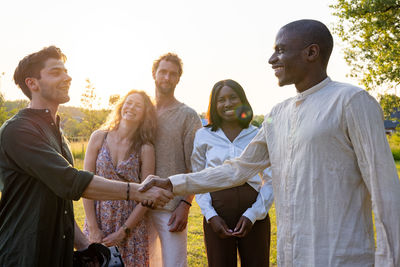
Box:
(156, 82), (176, 97)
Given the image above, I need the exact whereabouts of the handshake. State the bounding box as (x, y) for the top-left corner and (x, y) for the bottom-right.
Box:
(137, 175), (174, 208)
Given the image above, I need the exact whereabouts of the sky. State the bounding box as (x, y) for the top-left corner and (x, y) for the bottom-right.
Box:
(0, 0), (358, 115)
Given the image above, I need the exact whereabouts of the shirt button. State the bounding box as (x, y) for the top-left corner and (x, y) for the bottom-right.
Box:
(51, 122), (54, 126)
(62, 235), (66, 239)
(45, 109), (49, 113)
(64, 210), (67, 214)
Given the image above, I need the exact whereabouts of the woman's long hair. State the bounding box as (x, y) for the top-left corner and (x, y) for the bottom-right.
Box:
(206, 79), (253, 131)
(101, 90), (157, 151)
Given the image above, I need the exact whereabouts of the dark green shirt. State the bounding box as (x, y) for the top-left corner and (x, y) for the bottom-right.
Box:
(0, 108), (93, 267)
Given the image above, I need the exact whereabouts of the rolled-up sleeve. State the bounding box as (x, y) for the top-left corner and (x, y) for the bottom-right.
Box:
(2, 121), (93, 200)
(345, 91), (400, 267)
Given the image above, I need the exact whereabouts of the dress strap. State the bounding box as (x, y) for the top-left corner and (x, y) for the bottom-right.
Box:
(100, 131), (108, 147)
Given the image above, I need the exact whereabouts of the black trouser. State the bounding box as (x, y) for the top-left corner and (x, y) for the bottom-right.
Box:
(203, 183), (271, 267)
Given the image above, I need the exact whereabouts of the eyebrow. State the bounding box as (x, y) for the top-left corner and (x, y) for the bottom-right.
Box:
(48, 66), (68, 72)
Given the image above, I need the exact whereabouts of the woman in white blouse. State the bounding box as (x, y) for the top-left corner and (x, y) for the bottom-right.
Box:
(192, 79), (274, 267)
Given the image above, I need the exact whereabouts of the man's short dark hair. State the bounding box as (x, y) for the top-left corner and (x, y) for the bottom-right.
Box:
(282, 19), (334, 68)
(13, 46), (66, 99)
(152, 52), (183, 79)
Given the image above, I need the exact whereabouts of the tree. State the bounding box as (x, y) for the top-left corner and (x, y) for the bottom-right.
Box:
(108, 94), (120, 109)
(251, 114), (264, 128)
(0, 93), (8, 126)
(379, 93), (400, 121)
(330, 0), (400, 92)
(79, 79), (108, 138)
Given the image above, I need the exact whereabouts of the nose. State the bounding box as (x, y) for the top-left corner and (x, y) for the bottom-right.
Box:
(64, 73), (72, 82)
(268, 52), (277, 65)
(164, 72), (171, 81)
(224, 99), (233, 108)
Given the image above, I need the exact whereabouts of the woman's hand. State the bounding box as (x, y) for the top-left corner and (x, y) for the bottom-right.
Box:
(232, 216), (253, 238)
(102, 229), (126, 247)
(88, 226), (104, 243)
(209, 216), (233, 239)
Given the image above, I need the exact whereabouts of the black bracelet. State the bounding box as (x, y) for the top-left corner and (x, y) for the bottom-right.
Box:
(126, 183), (130, 201)
(180, 199), (192, 207)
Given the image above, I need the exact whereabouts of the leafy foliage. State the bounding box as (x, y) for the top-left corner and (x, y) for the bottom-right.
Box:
(108, 94), (120, 109)
(0, 93), (8, 126)
(378, 93), (400, 121)
(78, 79), (109, 138)
(330, 0), (400, 92)
(251, 114), (265, 128)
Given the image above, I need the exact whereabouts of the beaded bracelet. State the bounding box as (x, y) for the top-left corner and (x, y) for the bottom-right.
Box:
(126, 183), (130, 201)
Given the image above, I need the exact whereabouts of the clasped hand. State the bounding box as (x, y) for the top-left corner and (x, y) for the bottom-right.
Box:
(209, 215), (253, 239)
(139, 175), (174, 208)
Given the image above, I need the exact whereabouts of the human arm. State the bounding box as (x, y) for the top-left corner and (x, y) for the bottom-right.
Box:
(191, 130), (219, 221)
(74, 219), (90, 250)
(166, 113), (202, 231)
(1, 122), (172, 206)
(233, 172), (274, 237)
(169, 121), (271, 196)
(346, 91), (400, 266)
(82, 130), (105, 243)
(82, 142), (172, 205)
(190, 128), (232, 236)
(102, 144), (155, 246)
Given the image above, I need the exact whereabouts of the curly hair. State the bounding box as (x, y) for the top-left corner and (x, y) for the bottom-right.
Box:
(13, 46), (66, 99)
(101, 90), (157, 150)
(206, 79), (253, 131)
(152, 52), (183, 79)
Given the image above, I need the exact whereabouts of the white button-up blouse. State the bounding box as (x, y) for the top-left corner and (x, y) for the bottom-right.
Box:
(191, 125), (274, 223)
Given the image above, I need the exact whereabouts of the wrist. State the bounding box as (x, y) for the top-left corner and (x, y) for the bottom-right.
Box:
(121, 223), (131, 237)
(180, 199), (192, 209)
(88, 224), (100, 232)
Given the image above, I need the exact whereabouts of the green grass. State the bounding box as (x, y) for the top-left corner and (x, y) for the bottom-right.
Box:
(73, 151), (278, 266)
(71, 144), (400, 267)
(388, 134), (400, 160)
(74, 198), (277, 266)
(72, 146), (400, 267)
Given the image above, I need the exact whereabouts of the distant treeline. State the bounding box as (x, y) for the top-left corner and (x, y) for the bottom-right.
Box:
(0, 98), (266, 140)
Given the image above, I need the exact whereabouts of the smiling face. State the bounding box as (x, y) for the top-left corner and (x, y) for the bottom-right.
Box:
(154, 59), (180, 96)
(216, 85), (243, 123)
(35, 58), (71, 105)
(268, 28), (309, 88)
(121, 93), (146, 124)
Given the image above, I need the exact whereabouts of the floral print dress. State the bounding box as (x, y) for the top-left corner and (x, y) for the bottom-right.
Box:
(83, 137), (149, 267)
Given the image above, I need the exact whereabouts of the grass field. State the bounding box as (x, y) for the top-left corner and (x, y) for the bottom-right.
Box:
(1, 139), (398, 266)
(71, 141), (278, 266)
(71, 142), (400, 267)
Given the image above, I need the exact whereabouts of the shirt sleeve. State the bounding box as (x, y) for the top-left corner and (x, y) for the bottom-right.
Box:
(242, 168), (274, 224)
(2, 120), (93, 200)
(170, 119), (271, 196)
(345, 91), (400, 267)
(191, 130), (219, 221)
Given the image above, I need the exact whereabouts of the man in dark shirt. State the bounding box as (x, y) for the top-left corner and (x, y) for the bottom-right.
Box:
(0, 46), (173, 266)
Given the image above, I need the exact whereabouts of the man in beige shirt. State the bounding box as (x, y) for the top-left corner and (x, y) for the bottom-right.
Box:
(141, 20), (400, 267)
(147, 53), (202, 267)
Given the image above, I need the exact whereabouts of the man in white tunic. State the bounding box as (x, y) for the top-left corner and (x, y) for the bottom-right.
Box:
(141, 19), (400, 267)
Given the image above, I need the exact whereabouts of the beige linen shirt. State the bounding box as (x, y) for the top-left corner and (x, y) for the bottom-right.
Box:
(155, 102), (202, 211)
(170, 78), (400, 267)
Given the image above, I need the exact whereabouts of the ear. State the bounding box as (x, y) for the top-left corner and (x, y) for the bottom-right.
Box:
(25, 77), (39, 93)
(305, 44), (320, 62)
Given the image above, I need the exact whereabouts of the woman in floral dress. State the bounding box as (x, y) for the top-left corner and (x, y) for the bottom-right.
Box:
(83, 90), (157, 266)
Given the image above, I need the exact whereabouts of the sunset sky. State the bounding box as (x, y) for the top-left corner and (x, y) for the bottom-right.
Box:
(0, 0), (358, 115)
